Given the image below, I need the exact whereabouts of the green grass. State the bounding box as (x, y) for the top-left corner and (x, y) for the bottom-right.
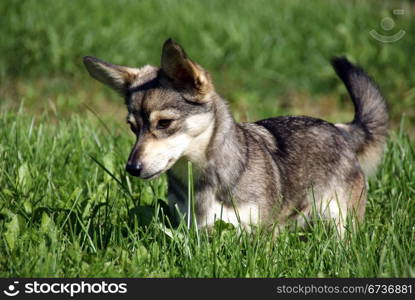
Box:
(0, 112), (413, 277)
(0, 0), (414, 277)
(1, 0), (415, 129)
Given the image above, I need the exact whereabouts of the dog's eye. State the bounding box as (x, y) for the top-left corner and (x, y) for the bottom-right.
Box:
(156, 119), (173, 130)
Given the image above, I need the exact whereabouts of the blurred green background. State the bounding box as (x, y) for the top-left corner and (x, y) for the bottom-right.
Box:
(0, 0), (414, 277)
(1, 0), (414, 134)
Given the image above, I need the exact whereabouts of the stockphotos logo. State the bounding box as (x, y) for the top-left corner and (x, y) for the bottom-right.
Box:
(2, 280), (127, 297)
(3, 281), (20, 297)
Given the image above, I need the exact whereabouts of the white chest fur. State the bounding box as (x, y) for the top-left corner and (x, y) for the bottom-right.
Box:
(168, 160), (260, 229)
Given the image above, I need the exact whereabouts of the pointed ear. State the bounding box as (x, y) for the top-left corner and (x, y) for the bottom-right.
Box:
(83, 56), (140, 94)
(161, 39), (212, 96)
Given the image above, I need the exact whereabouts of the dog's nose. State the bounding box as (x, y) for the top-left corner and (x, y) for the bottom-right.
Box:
(126, 161), (143, 177)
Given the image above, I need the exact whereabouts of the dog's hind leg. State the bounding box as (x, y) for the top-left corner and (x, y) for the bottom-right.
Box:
(327, 171), (367, 238)
(346, 170), (367, 232)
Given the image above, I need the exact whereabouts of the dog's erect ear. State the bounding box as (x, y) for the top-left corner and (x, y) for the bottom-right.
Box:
(161, 39), (212, 99)
(83, 56), (140, 94)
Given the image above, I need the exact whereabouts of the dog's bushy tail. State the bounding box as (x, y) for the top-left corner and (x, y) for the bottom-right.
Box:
(331, 57), (388, 177)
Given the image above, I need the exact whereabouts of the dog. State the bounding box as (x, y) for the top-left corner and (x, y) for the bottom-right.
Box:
(83, 39), (388, 236)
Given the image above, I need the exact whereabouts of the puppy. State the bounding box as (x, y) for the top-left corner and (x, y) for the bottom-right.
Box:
(83, 39), (388, 236)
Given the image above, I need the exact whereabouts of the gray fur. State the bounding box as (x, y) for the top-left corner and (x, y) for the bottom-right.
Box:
(83, 40), (388, 235)
(331, 57), (388, 176)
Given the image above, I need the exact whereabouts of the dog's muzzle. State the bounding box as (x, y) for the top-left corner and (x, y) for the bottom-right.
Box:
(125, 161), (143, 177)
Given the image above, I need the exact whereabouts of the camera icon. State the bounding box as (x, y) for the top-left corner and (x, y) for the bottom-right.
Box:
(3, 281), (20, 297)
(369, 9), (406, 43)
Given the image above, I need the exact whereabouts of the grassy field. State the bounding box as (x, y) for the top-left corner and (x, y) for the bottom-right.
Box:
(0, 0), (414, 277)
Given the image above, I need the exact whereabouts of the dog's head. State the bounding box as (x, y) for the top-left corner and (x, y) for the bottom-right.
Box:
(83, 39), (216, 179)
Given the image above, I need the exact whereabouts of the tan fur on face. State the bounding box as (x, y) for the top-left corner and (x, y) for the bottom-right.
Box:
(138, 112), (214, 178)
(139, 133), (192, 179)
(183, 115), (214, 166)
